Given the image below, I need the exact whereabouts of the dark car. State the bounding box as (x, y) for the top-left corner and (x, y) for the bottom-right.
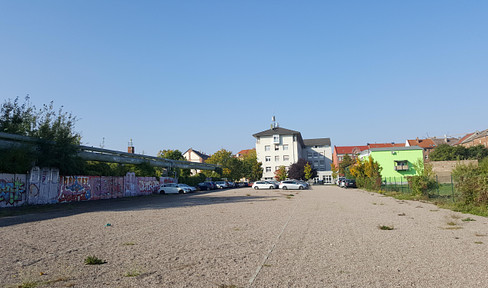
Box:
(197, 182), (216, 191)
(343, 179), (356, 188)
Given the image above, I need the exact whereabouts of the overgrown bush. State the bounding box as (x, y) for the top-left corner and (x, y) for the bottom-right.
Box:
(350, 156), (382, 191)
(406, 161), (438, 196)
(452, 158), (488, 205)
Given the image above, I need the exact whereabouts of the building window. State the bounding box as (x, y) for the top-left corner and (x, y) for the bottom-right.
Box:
(265, 145), (270, 151)
(283, 155), (290, 161)
(283, 144), (289, 150)
(313, 152), (318, 157)
(273, 135), (280, 144)
(308, 152), (313, 158)
(266, 167), (271, 172)
(275, 145), (279, 151)
(265, 156), (271, 162)
(320, 160), (325, 166)
(275, 155), (280, 161)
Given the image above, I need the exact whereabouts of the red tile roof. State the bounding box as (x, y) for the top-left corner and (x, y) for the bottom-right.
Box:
(406, 138), (436, 149)
(455, 133), (474, 145)
(236, 149), (255, 157)
(334, 146), (369, 155)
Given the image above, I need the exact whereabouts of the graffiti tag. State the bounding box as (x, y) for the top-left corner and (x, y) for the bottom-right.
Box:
(0, 179), (26, 205)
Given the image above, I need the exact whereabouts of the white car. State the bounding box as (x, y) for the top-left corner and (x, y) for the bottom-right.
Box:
(215, 181), (229, 189)
(177, 184), (197, 192)
(252, 181), (275, 190)
(159, 183), (191, 194)
(279, 180), (307, 190)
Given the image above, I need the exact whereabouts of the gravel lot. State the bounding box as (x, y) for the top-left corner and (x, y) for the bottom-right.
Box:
(2, 185), (488, 287)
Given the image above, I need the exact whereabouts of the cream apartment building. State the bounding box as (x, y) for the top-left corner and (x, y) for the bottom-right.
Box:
(252, 126), (333, 183)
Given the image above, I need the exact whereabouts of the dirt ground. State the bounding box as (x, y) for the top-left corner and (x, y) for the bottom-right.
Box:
(2, 185), (488, 287)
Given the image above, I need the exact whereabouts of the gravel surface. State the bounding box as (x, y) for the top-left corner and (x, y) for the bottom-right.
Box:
(1, 185), (488, 287)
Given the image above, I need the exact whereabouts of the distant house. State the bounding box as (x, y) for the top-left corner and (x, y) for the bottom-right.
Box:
(183, 148), (210, 175)
(235, 149), (255, 159)
(332, 145), (369, 168)
(406, 138), (436, 161)
(458, 129), (488, 149)
(455, 133), (475, 146)
(429, 136), (459, 147)
(359, 146), (424, 182)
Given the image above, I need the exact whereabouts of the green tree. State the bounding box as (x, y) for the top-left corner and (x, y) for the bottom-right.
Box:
(157, 149), (190, 178)
(304, 162), (313, 180)
(339, 154), (354, 176)
(288, 159), (315, 180)
(274, 165), (287, 181)
(0, 97), (83, 175)
(350, 156), (383, 191)
(204, 149), (244, 181)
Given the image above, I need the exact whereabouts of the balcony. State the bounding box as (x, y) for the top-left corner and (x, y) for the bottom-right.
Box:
(394, 165), (409, 171)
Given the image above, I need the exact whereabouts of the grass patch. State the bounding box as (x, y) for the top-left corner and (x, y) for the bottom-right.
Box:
(84, 256), (106, 265)
(122, 242), (136, 246)
(398, 213), (406, 216)
(218, 285), (238, 288)
(430, 209), (439, 212)
(462, 217), (476, 222)
(475, 241), (483, 244)
(18, 281), (38, 288)
(378, 225), (394, 230)
(442, 226), (463, 230)
(246, 194), (251, 196)
(263, 264), (272, 267)
(286, 194), (294, 199)
(446, 221), (457, 226)
(475, 233), (487, 237)
(124, 270), (141, 277)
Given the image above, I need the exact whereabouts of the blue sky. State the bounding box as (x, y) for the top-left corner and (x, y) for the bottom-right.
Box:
(1, 1), (487, 156)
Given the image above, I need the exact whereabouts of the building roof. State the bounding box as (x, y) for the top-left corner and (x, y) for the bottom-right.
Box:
(455, 133), (474, 145)
(303, 138), (331, 147)
(252, 126), (305, 146)
(406, 138), (436, 149)
(430, 136), (460, 146)
(236, 148), (254, 157)
(334, 145), (369, 155)
(252, 127), (301, 137)
(461, 129), (488, 144)
(183, 148), (209, 160)
(368, 143), (405, 148)
(363, 146), (424, 154)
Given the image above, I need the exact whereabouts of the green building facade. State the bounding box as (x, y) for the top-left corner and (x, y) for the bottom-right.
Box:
(359, 146), (424, 182)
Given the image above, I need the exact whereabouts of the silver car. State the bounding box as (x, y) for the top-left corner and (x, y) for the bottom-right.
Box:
(279, 180), (307, 190)
(159, 183), (191, 194)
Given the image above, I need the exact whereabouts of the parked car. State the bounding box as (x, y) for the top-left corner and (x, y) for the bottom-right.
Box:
(268, 180), (280, 189)
(342, 179), (356, 188)
(177, 184), (197, 192)
(279, 180), (307, 190)
(197, 182), (216, 191)
(215, 181), (229, 189)
(339, 178), (347, 188)
(159, 183), (191, 194)
(336, 177), (345, 186)
(252, 181), (275, 190)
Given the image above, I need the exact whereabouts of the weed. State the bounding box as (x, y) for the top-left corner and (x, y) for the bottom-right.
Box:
(218, 285), (238, 288)
(122, 242), (136, 246)
(379, 225), (394, 230)
(475, 241), (483, 244)
(398, 213), (406, 216)
(124, 270), (141, 277)
(442, 226), (462, 230)
(447, 221), (457, 226)
(372, 202), (377, 205)
(475, 233), (487, 237)
(84, 256), (106, 265)
(18, 281), (38, 288)
(246, 194), (251, 196)
(263, 264), (272, 267)
(271, 198), (277, 201)
(451, 214), (462, 219)
(430, 209), (439, 212)
(462, 217), (476, 222)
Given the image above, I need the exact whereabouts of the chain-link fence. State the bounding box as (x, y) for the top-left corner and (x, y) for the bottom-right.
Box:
(380, 175), (460, 201)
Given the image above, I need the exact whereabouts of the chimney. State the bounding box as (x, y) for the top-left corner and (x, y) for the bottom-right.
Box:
(128, 139), (135, 154)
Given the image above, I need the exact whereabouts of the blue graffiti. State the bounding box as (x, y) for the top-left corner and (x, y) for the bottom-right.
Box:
(0, 180), (25, 205)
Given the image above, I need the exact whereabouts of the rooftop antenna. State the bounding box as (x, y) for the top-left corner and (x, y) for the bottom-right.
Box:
(100, 137), (105, 149)
(271, 116), (277, 129)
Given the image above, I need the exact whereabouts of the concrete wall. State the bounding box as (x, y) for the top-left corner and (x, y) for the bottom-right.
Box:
(431, 160), (478, 183)
(0, 168), (176, 208)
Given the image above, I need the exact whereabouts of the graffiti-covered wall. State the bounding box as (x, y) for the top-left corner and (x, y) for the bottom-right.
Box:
(0, 168), (176, 207)
(0, 174), (27, 207)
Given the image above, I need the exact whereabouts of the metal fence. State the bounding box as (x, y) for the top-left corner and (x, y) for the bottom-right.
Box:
(380, 175), (460, 200)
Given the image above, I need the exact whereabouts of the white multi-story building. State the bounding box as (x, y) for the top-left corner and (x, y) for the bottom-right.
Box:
(253, 126), (333, 183)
